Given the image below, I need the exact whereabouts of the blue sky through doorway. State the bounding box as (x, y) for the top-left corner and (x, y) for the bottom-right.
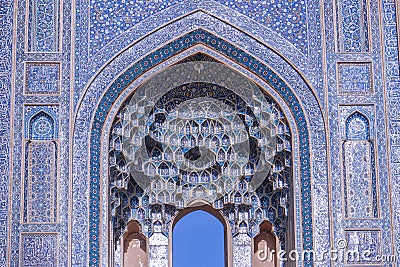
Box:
(173, 210), (225, 267)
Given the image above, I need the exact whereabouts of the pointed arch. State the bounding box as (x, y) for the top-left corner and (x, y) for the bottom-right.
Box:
(28, 111), (55, 140)
(342, 111), (378, 219)
(345, 111), (370, 140)
(71, 28), (330, 267)
(123, 220), (148, 267)
(253, 221), (278, 267)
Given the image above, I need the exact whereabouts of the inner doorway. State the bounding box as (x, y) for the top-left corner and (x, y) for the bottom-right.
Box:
(173, 210), (225, 267)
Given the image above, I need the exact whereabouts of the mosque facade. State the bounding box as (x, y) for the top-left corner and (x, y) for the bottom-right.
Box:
(1, 0), (400, 266)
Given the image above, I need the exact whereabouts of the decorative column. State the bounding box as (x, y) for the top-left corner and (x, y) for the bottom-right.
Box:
(148, 222), (169, 267)
(233, 222), (252, 267)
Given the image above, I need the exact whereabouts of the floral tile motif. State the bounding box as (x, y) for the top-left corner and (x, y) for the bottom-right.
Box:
(27, 0), (59, 52)
(89, 0), (309, 54)
(336, 0), (370, 52)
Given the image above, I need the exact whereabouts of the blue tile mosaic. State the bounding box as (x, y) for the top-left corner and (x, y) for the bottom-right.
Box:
(24, 141), (57, 223)
(72, 10), (328, 264)
(325, 0), (398, 264)
(25, 63), (60, 94)
(24, 106), (59, 140)
(3, 0), (400, 266)
(27, 0), (59, 52)
(382, 0), (400, 265)
(109, 67), (292, 248)
(336, 0), (370, 52)
(70, 43), (326, 267)
(0, 0), (13, 266)
(345, 112), (370, 140)
(338, 62), (373, 94)
(89, 0), (309, 55)
(341, 111), (378, 219)
(74, 1), (325, 110)
(21, 233), (58, 267)
(344, 230), (381, 264)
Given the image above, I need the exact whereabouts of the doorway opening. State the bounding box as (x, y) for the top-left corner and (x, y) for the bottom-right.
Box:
(172, 208), (226, 267)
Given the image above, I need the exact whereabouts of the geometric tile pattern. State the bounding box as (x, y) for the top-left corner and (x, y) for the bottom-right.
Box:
(24, 106), (59, 140)
(339, 105), (375, 140)
(148, 231), (169, 267)
(345, 111), (370, 140)
(75, 0), (325, 111)
(345, 230), (381, 264)
(233, 231), (252, 266)
(27, 0), (59, 52)
(392, 146), (400, 163)
(382, 0), (400, 264)
(336, 0), (370, 52)
(28, 112), (55, 140)
(69, 10), (325, 260)
(74, 7), (324, 111)
(22, 106), (59, 228)
(109, 63), (292, 254)
(69, 8), (327, 262)
(21, 233), (58, 267)
(24, 142), (57, 223)
(25, 63), (60, 95)
(324, 0), (397, 260)
(343, 140), (376, 218)
(338, 62), (373, 94)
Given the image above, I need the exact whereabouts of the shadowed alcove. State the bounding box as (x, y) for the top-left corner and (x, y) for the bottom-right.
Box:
(123, 221), (148, 267)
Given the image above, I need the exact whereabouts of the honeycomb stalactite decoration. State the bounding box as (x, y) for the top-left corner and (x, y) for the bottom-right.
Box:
(109, 59), (292, 247)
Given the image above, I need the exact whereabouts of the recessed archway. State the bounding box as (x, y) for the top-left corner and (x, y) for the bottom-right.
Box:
(73, 28), (328, 267)
(107, 52), (295, 266)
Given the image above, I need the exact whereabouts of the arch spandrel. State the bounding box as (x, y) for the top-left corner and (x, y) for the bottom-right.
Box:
(81, 3), (314, 81)
(88, 1), (310, 58)
(72, 29), (330, 267)
(74, 12), (324, 112)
